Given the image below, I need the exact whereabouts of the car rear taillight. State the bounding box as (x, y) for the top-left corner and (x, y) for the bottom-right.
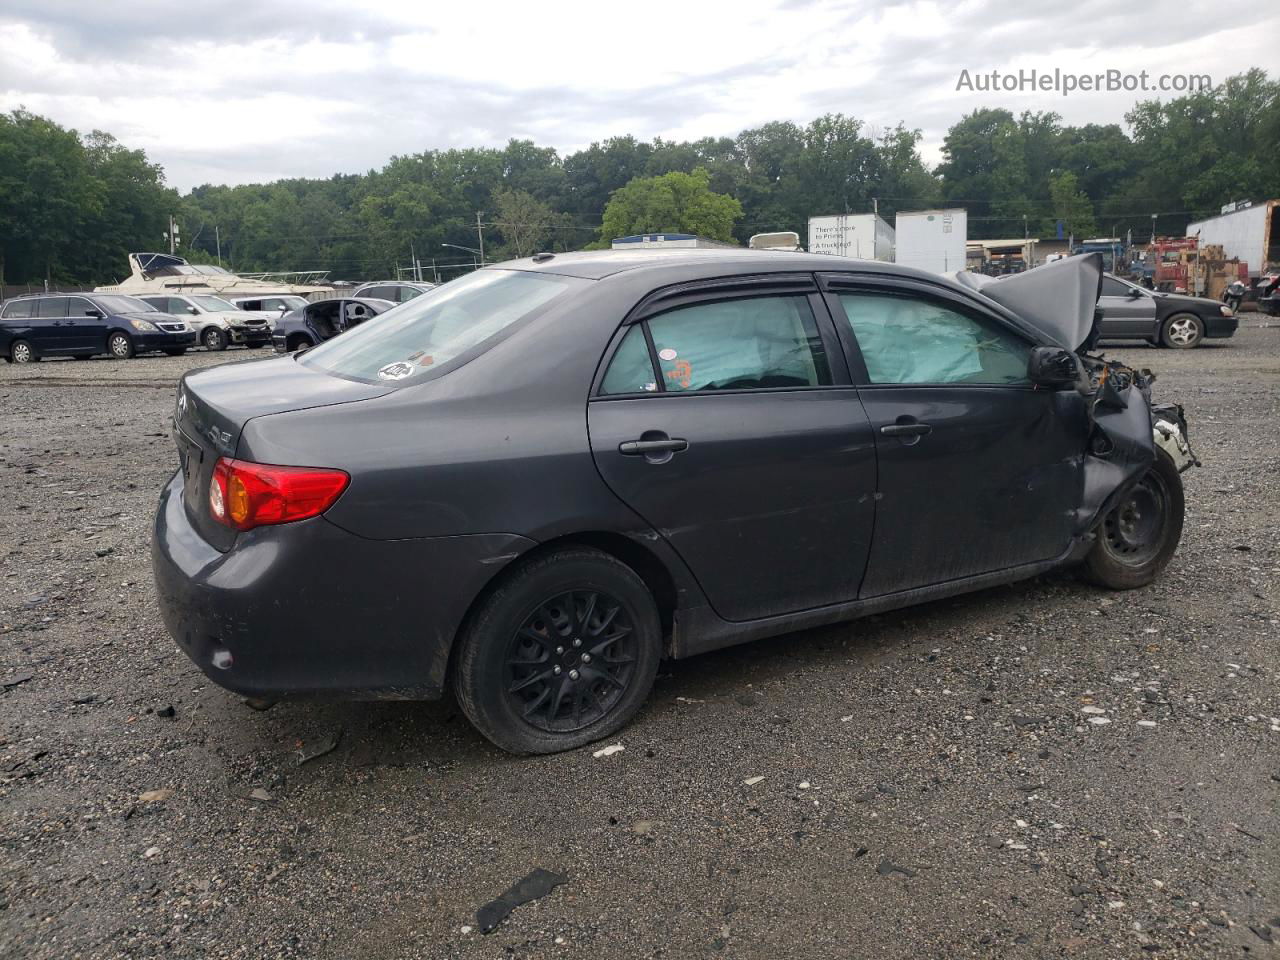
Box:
(208, 457), (349, 532)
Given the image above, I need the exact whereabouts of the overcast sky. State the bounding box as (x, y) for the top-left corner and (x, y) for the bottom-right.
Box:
(1, 0), (1274, 192)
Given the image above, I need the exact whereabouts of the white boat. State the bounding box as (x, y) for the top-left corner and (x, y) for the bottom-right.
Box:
(94, 253), (332, 299)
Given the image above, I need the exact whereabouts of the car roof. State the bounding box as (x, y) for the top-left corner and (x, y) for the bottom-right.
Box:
(489, 248), (954, 285)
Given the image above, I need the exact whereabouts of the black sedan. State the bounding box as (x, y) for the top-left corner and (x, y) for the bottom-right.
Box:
(1096, 273), (1238, 348)
(153, 252), (1193, 754)
(270, 297), (394, 352)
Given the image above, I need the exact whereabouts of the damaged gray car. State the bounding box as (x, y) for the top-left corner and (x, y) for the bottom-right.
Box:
(153, 250), (1193, 754)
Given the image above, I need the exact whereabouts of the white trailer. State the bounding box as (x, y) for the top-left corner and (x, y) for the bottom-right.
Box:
(807, 214), (894, 260)
(894, 209), (967, 274)
(1187, 199), (1280, 279)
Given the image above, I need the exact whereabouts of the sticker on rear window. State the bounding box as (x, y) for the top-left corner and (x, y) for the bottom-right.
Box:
(377, 361), (415, 381)
(658, 348), (677, 361)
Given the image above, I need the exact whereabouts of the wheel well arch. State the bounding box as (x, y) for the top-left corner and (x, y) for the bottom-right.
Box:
(442, 530), (681, 686)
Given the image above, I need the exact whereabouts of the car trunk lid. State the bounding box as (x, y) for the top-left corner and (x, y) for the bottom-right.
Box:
(173, 356), (390, 550)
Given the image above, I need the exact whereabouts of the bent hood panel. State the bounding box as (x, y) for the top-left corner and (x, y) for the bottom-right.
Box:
(956, 253), (1103, 350)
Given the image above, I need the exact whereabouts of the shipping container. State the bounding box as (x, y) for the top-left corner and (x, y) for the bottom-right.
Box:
(894, 209), (967, 274)
(806, 214), (894, 260)
(1186, 200), (1280, 279)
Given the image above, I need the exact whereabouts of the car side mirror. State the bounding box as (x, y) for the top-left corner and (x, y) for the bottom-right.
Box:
(1027, 346), (1079, 386)
(1126, 287), (1143, 299)
(188, 306), (199, 314)
(84, 309), (103, 318)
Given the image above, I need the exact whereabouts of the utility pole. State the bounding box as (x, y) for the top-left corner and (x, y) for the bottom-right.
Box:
(215, 225), (222, 266)
(872, 197), (878, 217)
(476, 212), (485, 265)
(166, 215), (180, 255)
(410, 240), (418, 281)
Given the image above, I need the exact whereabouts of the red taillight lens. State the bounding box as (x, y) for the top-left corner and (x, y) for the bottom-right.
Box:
(209, 458), (349, 532)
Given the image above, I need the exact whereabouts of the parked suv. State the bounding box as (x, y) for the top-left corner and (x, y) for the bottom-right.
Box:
(138, 294), (274, 351)
(0, 293), (195, 362)
(352, 281), (435, 303)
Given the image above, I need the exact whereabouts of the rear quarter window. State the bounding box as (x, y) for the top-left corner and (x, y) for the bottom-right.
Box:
(2, 300), (34, 319)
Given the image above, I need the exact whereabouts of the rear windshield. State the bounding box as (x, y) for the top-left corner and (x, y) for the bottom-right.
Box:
(299, 269), (583, 384)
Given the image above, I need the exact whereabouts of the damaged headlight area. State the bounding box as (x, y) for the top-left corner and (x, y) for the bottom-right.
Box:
(1074, 352), (1198, 535)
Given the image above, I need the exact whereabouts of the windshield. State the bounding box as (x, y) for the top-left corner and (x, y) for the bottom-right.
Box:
(192, 295), (237, 312)
(94, 295), (155, 314)
(300, 269), (582, 384)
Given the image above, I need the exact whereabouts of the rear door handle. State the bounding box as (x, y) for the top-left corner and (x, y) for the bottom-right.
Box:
(880, 423), (932, 437)
(619, 438), (689, 455)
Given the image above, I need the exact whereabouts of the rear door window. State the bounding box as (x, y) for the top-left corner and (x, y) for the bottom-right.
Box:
(36, 298), (68, 318)
(837, 292), (1030, 385)
(600, 295), (830, 395)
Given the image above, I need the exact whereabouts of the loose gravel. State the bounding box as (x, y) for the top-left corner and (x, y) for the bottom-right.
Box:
(1, 323), (1277, 959)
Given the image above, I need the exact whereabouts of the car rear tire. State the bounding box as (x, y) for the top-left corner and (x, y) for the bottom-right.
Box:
(1081, 450), (1184, 590)
(11, 340), (36, 363)
(202, 327), (227, 351)
(107, 332), (134, 359)
(1160, 313), (1203, 349)
(286, 335), (312, 352)
(452, 548), (662, 755)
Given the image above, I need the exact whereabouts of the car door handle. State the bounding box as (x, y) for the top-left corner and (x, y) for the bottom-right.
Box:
(619, 438), (689, 455)
(880, 423), (932, 437)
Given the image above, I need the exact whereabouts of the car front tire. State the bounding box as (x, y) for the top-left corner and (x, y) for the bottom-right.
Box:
(1160, 313), (1204, 349)
(452, 548), (662, 755)
(108, 332), (134, 359)
(1081, 450), (1184, 590)
(202, 327), (228, 351)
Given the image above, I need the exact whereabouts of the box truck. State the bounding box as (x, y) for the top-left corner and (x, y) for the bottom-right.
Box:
(894, 209), (967, 274)
(807, 214), (894, 260)
(1187, 199), (1280, 279)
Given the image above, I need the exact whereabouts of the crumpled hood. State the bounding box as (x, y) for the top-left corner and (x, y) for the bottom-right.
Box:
(954, 253), (1103, 350)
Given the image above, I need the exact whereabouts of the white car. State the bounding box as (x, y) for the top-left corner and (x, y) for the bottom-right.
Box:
(227, 295), (310, 315)
(137, 294), (275, 351)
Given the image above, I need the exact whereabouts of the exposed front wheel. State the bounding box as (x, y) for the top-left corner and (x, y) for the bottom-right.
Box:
(1081, 450), (1184, 590)
(107, 332), (134, 359)
(1160, 313), (1203, 349)
(452, 548), (662, 754)
(202, 327), (228, 351)
(286, 335), (313, 352)
(11, 339), (35, 363)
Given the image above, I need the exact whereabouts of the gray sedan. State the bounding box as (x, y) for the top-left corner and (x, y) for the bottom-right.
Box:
(153, 251), (1191, 754)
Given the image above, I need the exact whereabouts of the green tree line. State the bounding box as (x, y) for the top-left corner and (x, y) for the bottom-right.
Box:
(1, 68), (1276, 287)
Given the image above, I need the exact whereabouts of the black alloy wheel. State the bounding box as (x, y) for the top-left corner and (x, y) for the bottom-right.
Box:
(504, 590), (638, 734)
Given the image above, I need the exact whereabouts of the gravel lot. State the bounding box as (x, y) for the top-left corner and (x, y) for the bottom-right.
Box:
(2, 323), (1278, 959)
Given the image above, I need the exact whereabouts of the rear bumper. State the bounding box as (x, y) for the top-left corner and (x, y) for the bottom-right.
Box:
(1204, 313), (1239, 338)
(150, 472), (533, 699)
